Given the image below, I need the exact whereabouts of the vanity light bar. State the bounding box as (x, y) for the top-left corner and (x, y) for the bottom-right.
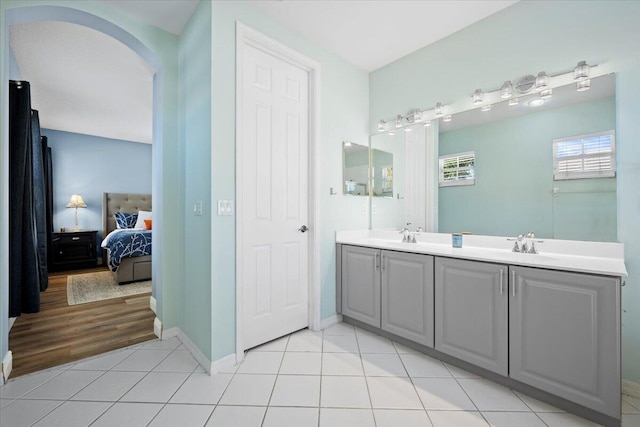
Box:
(375, 61), (595, 134)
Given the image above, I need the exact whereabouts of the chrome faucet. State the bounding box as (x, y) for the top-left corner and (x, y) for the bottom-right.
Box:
(507, 231), (543, 253)
(399, 223), (417, 243)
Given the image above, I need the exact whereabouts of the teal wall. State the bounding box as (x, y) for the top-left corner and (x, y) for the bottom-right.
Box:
(439, 97), (616, 241)
(0, 1), (182, 370)
(179, 0), (212, 359)
(370, 0), (640, 383)
(210, 1), (369, 360)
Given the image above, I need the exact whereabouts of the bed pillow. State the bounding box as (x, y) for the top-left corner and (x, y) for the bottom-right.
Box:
(134, 210), (152, 229)
(114, 212), (138, 229)
(144, 219), (152, 230)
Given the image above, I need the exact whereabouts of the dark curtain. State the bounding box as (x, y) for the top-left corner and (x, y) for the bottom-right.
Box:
(9, 80), (41, 316)
(31, 110), (48, 291)
(43, 137), (54, 273)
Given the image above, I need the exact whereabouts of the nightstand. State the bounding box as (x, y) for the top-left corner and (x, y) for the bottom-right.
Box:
(51, 230), (98, 271)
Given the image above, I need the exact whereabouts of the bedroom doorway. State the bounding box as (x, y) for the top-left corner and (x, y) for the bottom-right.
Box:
(236, 23), (321, 356)
(3, 7), (163, 379)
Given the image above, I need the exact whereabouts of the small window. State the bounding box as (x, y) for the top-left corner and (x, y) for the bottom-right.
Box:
(553, 131), (615, 180)
(439, 151), (475, 187)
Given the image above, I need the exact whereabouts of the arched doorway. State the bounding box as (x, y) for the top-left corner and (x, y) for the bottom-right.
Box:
(1, 5), (166, 379)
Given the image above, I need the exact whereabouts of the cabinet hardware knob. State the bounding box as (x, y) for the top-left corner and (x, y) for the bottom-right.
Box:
(72, 237), (80, 241)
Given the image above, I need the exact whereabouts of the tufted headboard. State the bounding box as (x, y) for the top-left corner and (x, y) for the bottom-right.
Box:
(102, 192), (152, 237)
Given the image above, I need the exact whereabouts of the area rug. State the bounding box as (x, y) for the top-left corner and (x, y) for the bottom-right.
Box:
(67, 271), (151, 305)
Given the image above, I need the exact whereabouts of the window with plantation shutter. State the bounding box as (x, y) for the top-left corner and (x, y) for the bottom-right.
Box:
(553, 131), (615, 180)
(439, 151), (475, 187)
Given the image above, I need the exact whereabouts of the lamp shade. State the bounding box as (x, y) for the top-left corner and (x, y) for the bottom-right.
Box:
(66, 194), (87, 208)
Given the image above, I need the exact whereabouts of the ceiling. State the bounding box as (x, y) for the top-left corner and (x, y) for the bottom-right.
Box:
(9, 1), (518, 144)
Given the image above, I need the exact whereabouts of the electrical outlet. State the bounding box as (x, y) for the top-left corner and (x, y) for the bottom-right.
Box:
(194, 200), (203, 216)
(372, 204), (377, 215)
(361, 203), (367, 215)
(217, 200), (234, 216)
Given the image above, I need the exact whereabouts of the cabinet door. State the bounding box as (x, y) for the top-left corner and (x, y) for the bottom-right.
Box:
(341, 245), (381, 328)
(509, 266), (620, 418)
(381, 251), (434, 347)
(435, 257), (508, 376)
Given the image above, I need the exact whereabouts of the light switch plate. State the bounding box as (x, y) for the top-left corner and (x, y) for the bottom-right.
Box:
(194, 200), (203, 216)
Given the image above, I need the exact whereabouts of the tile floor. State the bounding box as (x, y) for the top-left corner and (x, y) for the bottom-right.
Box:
(1, 323), (639, 427)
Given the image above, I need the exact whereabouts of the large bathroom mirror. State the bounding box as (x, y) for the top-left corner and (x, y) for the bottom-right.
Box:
(372, 73), (617, 242)
(343, 141), (369, 196)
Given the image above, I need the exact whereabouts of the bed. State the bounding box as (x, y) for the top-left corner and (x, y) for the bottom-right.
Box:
(101, 192), (152, 285)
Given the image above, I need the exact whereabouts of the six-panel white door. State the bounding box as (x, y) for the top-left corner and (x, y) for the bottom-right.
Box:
(240, 44), (309, 350)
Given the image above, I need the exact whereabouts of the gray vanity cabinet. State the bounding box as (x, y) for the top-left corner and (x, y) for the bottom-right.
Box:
(341, 245), (381, 328)
(435, 257), (508, 376)
(381, 251), (434, 347)
(509, 266), (620, 418)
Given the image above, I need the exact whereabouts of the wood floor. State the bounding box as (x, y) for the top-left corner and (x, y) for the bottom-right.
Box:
(8, 266), (156, 378)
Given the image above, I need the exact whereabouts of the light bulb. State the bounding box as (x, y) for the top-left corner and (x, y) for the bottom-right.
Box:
(377, 120), (385, 132)
(472, 89), (484, 105)
(535, 71), (549, 91)
(540, 88), (553, 99)
(443, 115), (452, 122)
(574, 61), (589, 82)
(500, 81), (513, 99)
(395, 114), (402, 128)
(576, 79), (591, 92)
(434, 102), (444, 117)
(423, 120), (432, 127)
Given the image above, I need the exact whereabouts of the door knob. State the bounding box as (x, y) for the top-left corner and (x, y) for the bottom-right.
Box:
(298, 225), (309, 233)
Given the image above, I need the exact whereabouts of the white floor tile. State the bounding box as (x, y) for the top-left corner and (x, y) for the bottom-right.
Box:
(218, 374), (276, 406)
(153, 350), (200, 372)
(362, 353), (407, 377)
(120, 372), (189, 403)
(112, 349), (172, 371)
(366, 376), (423, 409)
(536, 412), (602, 426)
(0, 369), (63, 399)
(140, 337), (182, 350)
(270, 375), (320, 407)
(393, 341), (422, 354)
(91, 402), (163, 427)
(236, 351), (284, 374)
(252, 335), (290, 352)
(205, 405), (266, 427)
(321, 376), (371, 408)
(357, 334), (397, 353)
(0, 399), (61, 427)
(148, 403), (214, 427)
(319, 408), (375, 427)
(482, 411), (547, 427)
(322, 352), (365, 376)
(170, 372), (233, 405)
(23, 370), (103, 400)
(287, 329), (324, 352)
(263, 407), (319, 427)
(623, 414), (640, 427)
(444, 362), (482, 379)
(323, 322), (356, 336)
(427, 410), (489, 427)
(0, 398), (14, 409)
(374, 409), (433, 427)
(323, 335), (359, 353)
(280, 352), (322, 375)
(32, 401), (111, 427)
(513, 390), (564, 412)
(458, 379), (529, 411)
(413, 378), (476, 410)
(70, 371), (145, 401)
(70, 349), (135, 371)
(400, 353), (451, 377)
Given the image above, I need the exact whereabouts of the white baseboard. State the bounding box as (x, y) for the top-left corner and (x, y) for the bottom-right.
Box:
(175, 329), (211, 374)
(319, 314), (342, 330)
(153, 317), (162, 338)
(150, 296), (157, 314)
(623, 380), (640, 399)
(8, 317), (16, 332)
(162, 327), (179, 339)
(209, 353), (237, 374)
(2, 351), (13, 384)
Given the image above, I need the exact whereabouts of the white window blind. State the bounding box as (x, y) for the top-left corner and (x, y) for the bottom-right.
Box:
(439, 151), (475, 187)
(553, 131), (615, 180)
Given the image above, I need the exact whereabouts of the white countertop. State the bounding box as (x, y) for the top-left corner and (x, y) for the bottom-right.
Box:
(336, 230), (628, 278)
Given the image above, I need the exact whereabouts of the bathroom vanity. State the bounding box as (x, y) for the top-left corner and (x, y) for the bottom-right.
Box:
(336, 230), (626, 426)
